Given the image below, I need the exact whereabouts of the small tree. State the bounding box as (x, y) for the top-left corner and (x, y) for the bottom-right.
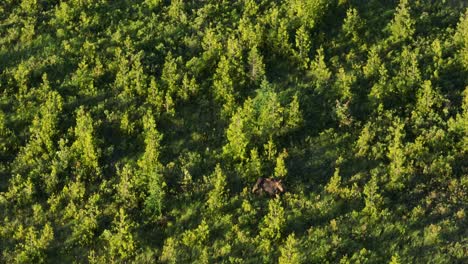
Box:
(248, 46), (266, 82)
(13, 76), (63, 192)
(279, 233), (303, 264)
(0, 110), (13, 155)
(168, 0), (187, 23)
(309, 47), (331, 94)
(389, 254), (402, 264)
(213, 56), (236, 118)
(363, 46), (383, 78)
(10, 223), (54, 263)
(363, 175), (384, 220)
(411, 80), (446, 134)
(259, 198), (285, 240)
(115, 164), (138, 210)
(454, 10), (468, 69)
(70, 194), (99, 246)
(285, 94), (303, 130)
(72, 106), (100, 174)
(274, 149), (289, 178)
(180, 219), (211, 262)
(206, 164), (228, 212)
(102, 208), (136, 261)
(147, 76), (165, 113)
(138, 110), (165, 218)
(224, 102), (251, 161)
(389, 0), (414, 42)
(258, 198), (285, 261)
(161, 52), (181, 96)
(246, 148), (263, 180)
(294, 25), (311, 68)
(342, 8), (364, 43)
(387, 119), (411, 189)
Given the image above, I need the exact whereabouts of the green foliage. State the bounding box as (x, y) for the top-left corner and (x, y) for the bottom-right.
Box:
(363, 175), (384, 219)
(454, 9), (468, 70)
(259, 198), (285, 241)
(70, 194), (100, 246)
(0, 110), (13, 154)
(258, 198), (285, 262)
(342, 8), (364, 43)
(286, 94), (303, 129)
(245, 148), (263, 179)
(15, 78), (61, 152)
(294, 25), (312, 68)
(387, 118), (410, 189)
(274, 149), (289, 178)
(389, 254), (402, 264)
(279, 233), (303, 264)
(224, 82), (302, 162)
(162, 53), (181, 97)
(72, 107), (100, 176)
(101, 208), (136, 261)
(6, 223), (54, 264)
(224, 108), (250, 161)
(213, 56), (237, 118)
(0, 1), (466, 262)
(115, 49), (147, 100)
(247, 46), (266, 82)
(309, 47), (332, 94)
(389, 0), (415, 42)
(139, 110), (165, 218)
(363, 46), (383, 78)
(114, 164), (138, 210)
(287, 0), (330, 29)
(206, 164), (228, 212)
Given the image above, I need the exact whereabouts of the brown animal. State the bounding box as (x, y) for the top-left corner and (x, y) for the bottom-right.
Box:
(252, 178), (285, 196)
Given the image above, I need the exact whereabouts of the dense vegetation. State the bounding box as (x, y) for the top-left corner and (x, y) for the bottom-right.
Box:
(1, 0), (467, 263)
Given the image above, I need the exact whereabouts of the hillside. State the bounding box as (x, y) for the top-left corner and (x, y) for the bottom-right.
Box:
(0, 0), (467, 263)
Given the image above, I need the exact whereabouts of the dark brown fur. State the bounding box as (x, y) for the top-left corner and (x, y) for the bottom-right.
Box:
(252, 178), (284, 196)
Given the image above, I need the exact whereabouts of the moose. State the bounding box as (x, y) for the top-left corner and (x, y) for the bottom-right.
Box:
(251, 178), (285, 197)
